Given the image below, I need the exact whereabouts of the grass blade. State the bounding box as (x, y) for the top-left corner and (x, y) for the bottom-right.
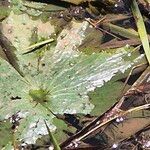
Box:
(44, 120), (61, 150)
(23, 38), (54, 54)
(131, 0), (150, 64)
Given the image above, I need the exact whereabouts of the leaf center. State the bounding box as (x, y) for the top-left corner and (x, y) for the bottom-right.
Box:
(29, 89), (48, 103)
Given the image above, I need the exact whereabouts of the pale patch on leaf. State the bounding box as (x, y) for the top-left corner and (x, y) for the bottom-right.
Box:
(2, 11), (55, 51)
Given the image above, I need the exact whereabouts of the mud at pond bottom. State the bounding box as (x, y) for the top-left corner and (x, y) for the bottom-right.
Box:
(102, 110), (150, 149)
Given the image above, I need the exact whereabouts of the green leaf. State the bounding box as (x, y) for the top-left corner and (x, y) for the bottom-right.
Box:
(90, 79), (123, 116)
(131, 0), (150, 64)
